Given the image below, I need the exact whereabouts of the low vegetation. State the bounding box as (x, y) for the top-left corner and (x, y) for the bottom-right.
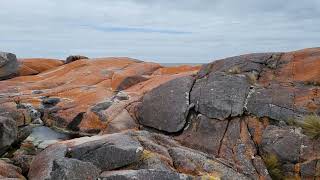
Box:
(300, 115), (320, 139)
(227, 66), (241, 74)
(263, 154), (283, 180)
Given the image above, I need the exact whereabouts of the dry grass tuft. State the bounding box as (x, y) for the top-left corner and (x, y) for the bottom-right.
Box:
(263, 154), (283, 180)
(300, 115), (320, 139)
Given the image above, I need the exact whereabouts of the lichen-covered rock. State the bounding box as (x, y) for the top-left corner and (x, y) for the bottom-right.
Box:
(191, 72), (250, 120)
(50, 158), (100, 180)
(18, 58), (63, 76)
(0, 116), (17, 155)
(137, 76), (195, 133)
(0, 52), (19, 80)
(99, 169), (193, 180)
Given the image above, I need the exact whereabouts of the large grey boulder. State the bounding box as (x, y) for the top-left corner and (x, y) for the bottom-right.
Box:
(0, 116), (17, 155)
(0, 52), (19, 80)
(138, 76), (195, 133)
(50, 158), (100, 180)
(68, 133), (143, 171)
(246, 85), (301, 122)
(28, 143), (68, 180)
(191, 72), (250, 120)
(100, 169), (193, 180)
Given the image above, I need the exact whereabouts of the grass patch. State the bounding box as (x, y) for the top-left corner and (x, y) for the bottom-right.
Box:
(300, 115), (320, 139)
(263, 154), (283, 180)
(227, 66), (241, 74)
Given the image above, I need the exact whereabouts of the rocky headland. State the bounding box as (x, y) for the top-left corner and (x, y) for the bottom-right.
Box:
(0, 48), (319, 179)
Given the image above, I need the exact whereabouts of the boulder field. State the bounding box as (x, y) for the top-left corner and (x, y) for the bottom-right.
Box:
(0, 48), (319, 179)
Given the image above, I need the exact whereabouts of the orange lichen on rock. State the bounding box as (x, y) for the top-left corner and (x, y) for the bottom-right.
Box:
(0, 57), (199, 134)
(18, 58), (64, 76)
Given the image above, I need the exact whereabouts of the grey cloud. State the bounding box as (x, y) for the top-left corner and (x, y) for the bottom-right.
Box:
(0, 0), (319, 63)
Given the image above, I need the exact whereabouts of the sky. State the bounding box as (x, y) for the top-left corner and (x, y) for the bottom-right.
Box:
(0, 0), (319, 63)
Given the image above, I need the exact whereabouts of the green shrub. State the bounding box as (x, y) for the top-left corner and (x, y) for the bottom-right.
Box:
(300, 115), (320, 139)
(263, 154), (283, 180)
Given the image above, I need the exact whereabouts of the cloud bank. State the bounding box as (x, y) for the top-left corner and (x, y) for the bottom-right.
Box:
(0, 0), (319, 63)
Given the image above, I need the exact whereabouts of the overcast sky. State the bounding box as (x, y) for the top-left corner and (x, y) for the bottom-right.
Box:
(1, 0), (319, 63)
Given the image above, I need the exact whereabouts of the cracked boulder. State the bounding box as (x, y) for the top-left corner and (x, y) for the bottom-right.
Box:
(137, 76), (195, 133)
(246, 85), (301, 122)
(0, 52), (19, 80)
(0, 116), (17, 155)
(176, 114), (229, 155)
(28, 143), (68, 180)
(191, 72), (250, 120)
(68, 133), (144, 171)
(50, 158), (100, 180)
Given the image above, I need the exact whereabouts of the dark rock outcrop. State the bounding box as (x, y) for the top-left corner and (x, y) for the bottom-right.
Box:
(0, 52), (19, 80)
(65, 55), (89, 64)
(68, 133), (144, 171)
(137, 76), (195, 133)
(50, 158), (100, 180)
(191, 72), (250, 120)
(0, 116), (17, 155)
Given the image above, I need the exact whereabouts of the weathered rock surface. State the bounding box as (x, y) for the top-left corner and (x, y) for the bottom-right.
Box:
(137, 76), (195, 133)
(28, 143), (68, 180)
(0, 116), (17, 155)
(100, 169), (192, 180)
(68, 133), (144, 171)
(50, 158), (100, 180)
(191, 72), (250, 120)
(0, 160), (25, 179)
(0, 52), (19, 80)
(0, 48), (320, 179)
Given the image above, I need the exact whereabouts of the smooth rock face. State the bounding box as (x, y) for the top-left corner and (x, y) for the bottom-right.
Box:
(0, 52), (19, 80)
(68, 133), (143, 171)
(0, 116), (17, 155)
(50, 158), (100, 180)
(99, 169), (192, 180)
(191, 72), (250, 120)
(138, 76), (195, 133)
